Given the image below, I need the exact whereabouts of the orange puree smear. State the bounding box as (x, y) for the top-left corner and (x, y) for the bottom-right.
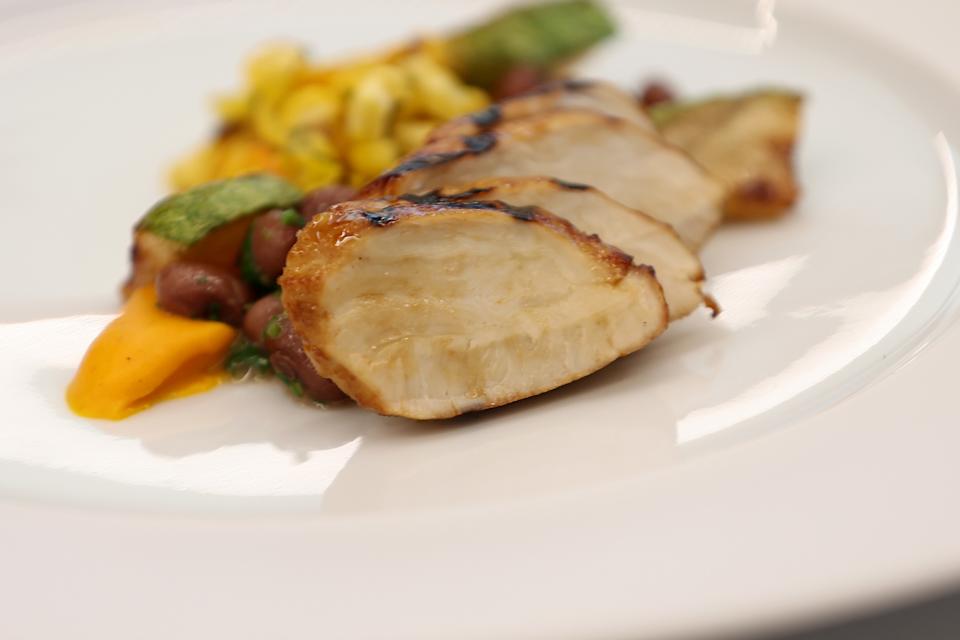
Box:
(67, 286), (237, 420)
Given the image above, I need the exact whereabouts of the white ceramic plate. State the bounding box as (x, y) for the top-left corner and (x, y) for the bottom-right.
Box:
(3, 0), (960, 637)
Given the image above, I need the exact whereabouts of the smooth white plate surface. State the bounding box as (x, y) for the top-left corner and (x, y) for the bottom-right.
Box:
(2, 1), (960, 638)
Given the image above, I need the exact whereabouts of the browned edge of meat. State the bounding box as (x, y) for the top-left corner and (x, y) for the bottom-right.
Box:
(280, 195), (667, 417)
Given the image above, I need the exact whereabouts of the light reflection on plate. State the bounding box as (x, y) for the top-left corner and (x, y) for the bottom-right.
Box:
(679, 134), (960, 442)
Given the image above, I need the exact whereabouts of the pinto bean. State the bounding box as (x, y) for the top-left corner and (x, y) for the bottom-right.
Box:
(155, 262), (252, 326)
(639, 81), (675, 109)
(299, 185), (358, 219)
(493, 65), (545, 101)
(269, 350), (345, 403)
(249, 209), (301, 283)
(263, 312), (346, 403)
(243, 294), (284, 345)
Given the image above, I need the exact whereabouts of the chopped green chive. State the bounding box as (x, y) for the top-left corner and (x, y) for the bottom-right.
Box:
(276, 372), (304, 397)
(263, 315), (284, 340)
(224, 337), (271, 378)
(280, 208), (305, 228)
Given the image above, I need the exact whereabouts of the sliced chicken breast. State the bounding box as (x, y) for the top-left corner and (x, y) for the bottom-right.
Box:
(429, 79), (654, 141)
(653, 90), (804, 220)
(430, 177), (708, 320)
(281, 197), (668, 419)
(362, 109), (723, 249)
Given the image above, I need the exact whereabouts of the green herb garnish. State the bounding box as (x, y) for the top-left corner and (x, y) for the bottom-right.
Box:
(280, 208), (305, 228)
(263, 315), (284, 340)
(276, 372), (304, 398)
(239, 227), (275, 290)
(224, 336), (271, 378)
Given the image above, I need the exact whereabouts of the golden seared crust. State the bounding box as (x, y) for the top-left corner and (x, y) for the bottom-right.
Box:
(359, 132), (498, 198)
(428, 79), (653, 141)
(283, 195), (640, 297)
(722, 135), (800, 219)
(281, 195), (667, 418)
(656, 91), (803, 221)
(359, 108), (724, 249)
(427, 176), (709, 320)
(361, 110), (630, 198)
(433, 176), (706, 282)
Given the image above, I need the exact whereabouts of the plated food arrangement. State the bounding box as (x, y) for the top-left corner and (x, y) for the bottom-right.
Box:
(67, 0), (804, 421)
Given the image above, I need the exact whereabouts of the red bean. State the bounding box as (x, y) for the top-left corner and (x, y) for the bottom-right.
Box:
(300, 185), (358, 220)
(155, 262), (252, 326)
(262, 312), (346, 403)
(243, 294), (284, 345)
(269, 351), (345, 403)
(493, 65), (545, 101)
(639, 80), (675, 109)
(249, 209), (301, 283)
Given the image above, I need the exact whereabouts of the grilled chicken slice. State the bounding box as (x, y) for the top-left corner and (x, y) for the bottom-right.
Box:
(652, 90), (803, 220)
(362, 109), (723, 249)
(281, 197), (668, 419)
(431, 177), (707, 320)
(429, 79), (654, 141)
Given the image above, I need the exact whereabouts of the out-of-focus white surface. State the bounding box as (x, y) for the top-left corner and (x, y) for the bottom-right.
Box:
(1, 1), (960, 638)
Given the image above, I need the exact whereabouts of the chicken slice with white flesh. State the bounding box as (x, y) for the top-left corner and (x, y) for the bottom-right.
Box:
(361, 109), (724, 249)
(428, 79), (654, 141)
(281, 197), (668, 420)
(651, 90), (804, 220)
(430, 177), (708, 320)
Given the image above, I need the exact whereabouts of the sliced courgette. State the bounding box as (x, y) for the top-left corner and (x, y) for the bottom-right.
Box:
(123, 174), (302, 296)
(447, 0), (615, 89)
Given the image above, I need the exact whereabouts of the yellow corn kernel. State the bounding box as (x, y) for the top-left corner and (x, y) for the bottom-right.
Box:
(215, 134), (287, 181)
(379, 63), (413, 100)
(169, 145), (218, 191)
(348, 138), (400, 186)
(286, 127), (338, 162)
(285, 128), (343, 188)
(246, 42), (307, 99)
(170, 40), (492, 192)
(250, 99), (288, 147)
(395, 119), (437, 153)
(323, 61), (378, 97)
(279, 85), (339, 132)
(290, 157), (344, 190)
(418, 37), (452, 68)
(214, 92), (250, 124)
(402, 53), (489, 120)
(344, 65), (409, 142)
